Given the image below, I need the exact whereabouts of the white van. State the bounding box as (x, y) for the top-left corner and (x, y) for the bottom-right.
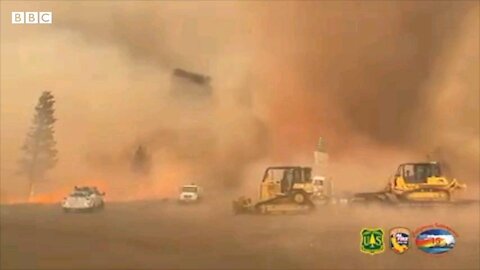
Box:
(178, 184), (202, 203)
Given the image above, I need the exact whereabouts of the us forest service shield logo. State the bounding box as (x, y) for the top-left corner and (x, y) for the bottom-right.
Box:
(360, 228), (385, 255)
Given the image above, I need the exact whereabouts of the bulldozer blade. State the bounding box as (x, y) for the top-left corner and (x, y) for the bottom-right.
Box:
(353, 191), (392, 202)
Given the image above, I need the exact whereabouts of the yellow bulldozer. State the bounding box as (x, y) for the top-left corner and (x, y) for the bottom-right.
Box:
(353, 161), (467, 204)
(232, 166), (316, 214)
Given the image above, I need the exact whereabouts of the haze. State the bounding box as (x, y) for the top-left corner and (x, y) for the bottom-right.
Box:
(0, 1), (478, 202)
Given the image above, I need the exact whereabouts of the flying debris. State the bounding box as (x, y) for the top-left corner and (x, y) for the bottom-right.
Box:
(170, 68), (212, 98)
(173, 69), (211, 85)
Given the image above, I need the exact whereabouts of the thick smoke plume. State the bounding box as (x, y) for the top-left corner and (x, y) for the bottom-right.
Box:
(248, 1), (479, 193)
(0, 1), (478, 202)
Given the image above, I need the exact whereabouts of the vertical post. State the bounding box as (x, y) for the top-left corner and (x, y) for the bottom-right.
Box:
(313, 137), (329, 177)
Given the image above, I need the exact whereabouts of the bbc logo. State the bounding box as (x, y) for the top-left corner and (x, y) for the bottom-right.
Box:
(11, 12), (53, 24)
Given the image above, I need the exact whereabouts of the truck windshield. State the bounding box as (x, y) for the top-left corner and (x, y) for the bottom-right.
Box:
(313, 179), (324, 186)
(70, 192), (89, 197)
(182, 186), (198, 193)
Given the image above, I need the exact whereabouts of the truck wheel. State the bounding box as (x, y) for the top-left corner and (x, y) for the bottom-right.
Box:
(293, 192), (306, 204)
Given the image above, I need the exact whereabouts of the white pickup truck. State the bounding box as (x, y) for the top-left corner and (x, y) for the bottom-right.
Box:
(61, 186), (105, 212)
(178, 184), (202, 203)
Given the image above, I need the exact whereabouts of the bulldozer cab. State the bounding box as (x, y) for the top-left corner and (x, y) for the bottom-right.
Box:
(396, 162), (442, 184)
(260, 167), (312, 200)
(263, 167), (311, 189)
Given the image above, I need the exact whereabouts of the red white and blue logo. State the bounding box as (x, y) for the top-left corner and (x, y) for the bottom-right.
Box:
(414, 223), (457, 255)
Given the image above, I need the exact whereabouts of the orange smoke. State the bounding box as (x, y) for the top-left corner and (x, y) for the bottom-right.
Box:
(15, 179), (109, 204)
(122, 162), (188, 201)
(255, 55), (352, 162)
(29, 190), (68, 204)
(0, 1), (478, 203)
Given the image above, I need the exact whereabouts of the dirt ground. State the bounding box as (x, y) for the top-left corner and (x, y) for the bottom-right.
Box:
(1, 200), (479, 270)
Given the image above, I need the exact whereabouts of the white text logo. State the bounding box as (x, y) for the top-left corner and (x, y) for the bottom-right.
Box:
(11, 12), (52, 24)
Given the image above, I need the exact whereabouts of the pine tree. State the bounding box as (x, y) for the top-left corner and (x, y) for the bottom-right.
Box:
(19, 91), (58, 200)
(369, 234), (376, 246)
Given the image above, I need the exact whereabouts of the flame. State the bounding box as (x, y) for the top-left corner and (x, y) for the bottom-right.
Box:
(1, 161), (189, 205)
(30, 190), (68, 204)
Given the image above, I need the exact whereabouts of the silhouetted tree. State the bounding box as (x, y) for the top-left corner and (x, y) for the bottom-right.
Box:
(131, 145), (151, 175)
(19, 91), (57, 200)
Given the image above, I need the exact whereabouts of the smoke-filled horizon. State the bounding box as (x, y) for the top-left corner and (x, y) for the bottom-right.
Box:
(1, 1), (478, 202)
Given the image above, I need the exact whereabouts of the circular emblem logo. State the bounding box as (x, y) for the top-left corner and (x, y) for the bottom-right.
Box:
(415, 227), (456, 254)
